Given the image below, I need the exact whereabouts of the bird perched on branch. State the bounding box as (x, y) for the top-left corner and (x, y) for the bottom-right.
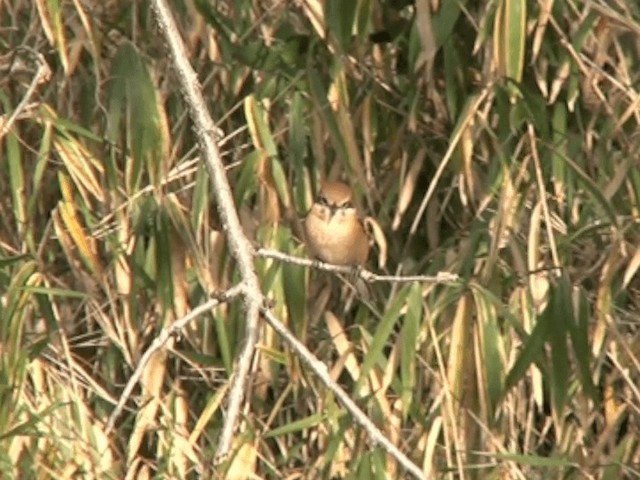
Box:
(304, 181), (370, 266)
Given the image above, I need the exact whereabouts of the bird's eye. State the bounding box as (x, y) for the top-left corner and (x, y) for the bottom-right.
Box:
(341, 201), (353, 209)
(317, 195), (329, 206)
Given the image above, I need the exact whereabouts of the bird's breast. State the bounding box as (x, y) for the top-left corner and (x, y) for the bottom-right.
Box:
(304, 212), (369, 265)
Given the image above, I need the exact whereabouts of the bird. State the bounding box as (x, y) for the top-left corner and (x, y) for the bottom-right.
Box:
(304, 181), (370, 266)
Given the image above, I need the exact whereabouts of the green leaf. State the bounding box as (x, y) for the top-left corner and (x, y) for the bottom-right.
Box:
(325, 0), (358, 51)
(288, 91), (308, 199)
(549, 278), (570, 416)
(566, 286), (597, 400)
(400, 283), (421, 416)
(504, 303), (551, 393)
(443, 38), (462, 120)
(264, 413), (325, 438)
(282, 249), (308, 336)
(154, 205), (174, 313)
(20, 286), (89, 299)
(474, 290), (503, 414)
(493, 452), (576, 468)
(107, 42), (163, 192)
(432, 0), (465, 47)
(356, 285), (411, 393)
(235, 151), (261, 206)
(6, 130), (26, 241)
(370, 448), (387, 480)
(494, 0), (526, 82)
(214, 309), (233, 373)
(562, 151), (618, 229)
(551, 102), (568, 195)
(244, 96), (278, 158)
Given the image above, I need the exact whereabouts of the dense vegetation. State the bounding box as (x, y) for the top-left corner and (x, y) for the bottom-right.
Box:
(1, 0), (640, 478)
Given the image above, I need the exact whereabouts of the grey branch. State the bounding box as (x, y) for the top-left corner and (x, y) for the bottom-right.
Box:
(151, 0), (263, 461)
(256, 248), (460, 284)
(261, 306), (427, 480)
(105, 284), (244, 434)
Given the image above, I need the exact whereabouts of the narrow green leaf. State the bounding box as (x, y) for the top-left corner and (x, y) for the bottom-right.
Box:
(325, 0), (358, 51)
(264, 413), (325, 438)
(289, 92), (307, 170)
(561, 151), (618, 229)
(551, 103), (568, 196)
(601, 438), (628, 480)
(549, 279), (570, 416)
(504, 305), (551, 393)
(6, 131), (26, 242)
(235, 151), (260, 205)
(400, 283), (421, 416)
(357, 285), (411, 393)
(3, 261), (38, 337)
(154, 206), (173, 312)
(493, 452), (575, 468)
(566, 286), (597, 400)
(40, 106), (102, 141)
(20, 286), (88, 299)
(192, 162), (210, 231)
(28, 121), (53, 246)
(370, 448), (387, 480)
(432, 0), (464, 47)
(443, 38), (461, 120)
(282, 249), (308, 336)
(270, 155), (291, 208)
(244, 95), (279, 158)
(494, 0), (526, 82)
(474, 291), (503, 413)
(108, 42), (163, 191)
(214, 309), (233, 373)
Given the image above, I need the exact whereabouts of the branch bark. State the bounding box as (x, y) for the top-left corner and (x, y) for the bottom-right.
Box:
(150, 0), (263, 461)
(105, 284), (244, 434)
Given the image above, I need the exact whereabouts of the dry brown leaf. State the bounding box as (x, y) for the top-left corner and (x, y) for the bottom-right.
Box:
(623, 245), (640, 288)
(127, 348), (168, 463)
(528, 202), (549, 313)
(532, 0), (554, 61)
(300, 0), (325, 40)
(54, 137), (105, 203)
(364, 216), (388, 268)
(392, 148), (426, 231)
(226, 437), (258, 480)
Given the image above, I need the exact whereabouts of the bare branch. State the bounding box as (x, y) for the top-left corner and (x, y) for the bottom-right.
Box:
(105, 284), (244, 434)
(260, 306), (427, 480)
(148, 0), (265, 460)
(256, 248), (460, 284)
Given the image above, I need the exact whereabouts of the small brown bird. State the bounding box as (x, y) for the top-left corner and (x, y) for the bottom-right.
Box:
(304, 181), (370, 266)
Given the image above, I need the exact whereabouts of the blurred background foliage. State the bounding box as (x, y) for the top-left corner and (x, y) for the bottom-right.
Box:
(1, 0), (640, 478)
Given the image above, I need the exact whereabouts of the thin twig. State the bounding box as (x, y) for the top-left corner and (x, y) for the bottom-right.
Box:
(260, 306), (428, 480)
(0, 48), (51, 140)
(105, 284), (244, 433)
(256, 248), (460, 284)
(150, 0), (264, 461)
